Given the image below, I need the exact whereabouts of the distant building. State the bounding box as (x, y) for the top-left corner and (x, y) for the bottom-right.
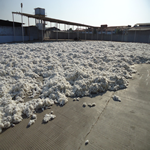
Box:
(134, 23), (150, 27)
(0, 19), (23, 27)
(0, 19), (23, 36)
(97, 25), (131, 34)
(101, 24), (108, 28)
(34, 7), (46, 30)
(127, 23), (150, 43)
(0, 19), (42, 43)
(128, 23), (150, 34)
(34, 7), (45, 16)
(45, 27), (60, 31)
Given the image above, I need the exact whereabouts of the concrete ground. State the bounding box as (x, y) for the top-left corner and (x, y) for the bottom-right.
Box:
(0, 64), (150, 150)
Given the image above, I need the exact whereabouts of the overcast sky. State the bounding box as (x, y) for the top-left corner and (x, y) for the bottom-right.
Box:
(0, 0), (150, 28)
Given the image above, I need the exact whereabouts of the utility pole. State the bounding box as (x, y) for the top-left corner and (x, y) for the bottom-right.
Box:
(12, 13), (15, 42)
(21, 3), (24, 42)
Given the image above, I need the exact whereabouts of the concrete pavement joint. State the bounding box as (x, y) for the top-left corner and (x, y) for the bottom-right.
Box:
(78, 94), (114, 149)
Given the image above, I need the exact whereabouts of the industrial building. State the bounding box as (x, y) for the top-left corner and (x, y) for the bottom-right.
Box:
(0, 19), (25, 43)
(127, 23), (150, 43)
(0, 7), (150, 43)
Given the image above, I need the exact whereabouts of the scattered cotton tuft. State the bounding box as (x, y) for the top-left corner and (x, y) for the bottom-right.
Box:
(85, 140), (89, 145)
(43, 114), (56, 123)
(28, 120), (35, 127)
(31, 114), (37, 120)
(51, 111), (54, 114)
(76, 97), (80, 101)
(88, 103), (92, 107)
(112, 95), (121, 102)
(83, 102), (87, 107)
(92, 103), (96, 107)
(11, 124), (15, 127)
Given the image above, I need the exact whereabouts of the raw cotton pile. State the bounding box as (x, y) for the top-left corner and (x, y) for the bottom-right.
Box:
(0, 97), (54, 132)
(43, 113), (56, 123)
(0, 41), (150, 132)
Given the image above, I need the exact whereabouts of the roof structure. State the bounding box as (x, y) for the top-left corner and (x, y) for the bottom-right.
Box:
(0, 19), (23, 27)
(34, 7), (45, 10)
(45, 27), (60, 31)
(12, 12), (95, 28)
(128, 27), (150, 31)
(134, 23), (150, 26)
(97, 26), (131, 31)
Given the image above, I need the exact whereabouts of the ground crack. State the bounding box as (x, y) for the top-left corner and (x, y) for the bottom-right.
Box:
(78, 94), (114, 150)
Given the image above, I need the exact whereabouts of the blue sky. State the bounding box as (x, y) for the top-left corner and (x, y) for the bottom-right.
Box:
(0, 0), (150, 28)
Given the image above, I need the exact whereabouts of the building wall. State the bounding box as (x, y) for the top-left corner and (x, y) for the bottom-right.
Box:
(0, 36), (29, 43)
(1, 26), (149, 43)
(0, 26), (42, 43)
(128, 31), (150, 43)
(44, 30), (150, 43)
(0, 26), (22, 36)
(27, 26), (42, 40)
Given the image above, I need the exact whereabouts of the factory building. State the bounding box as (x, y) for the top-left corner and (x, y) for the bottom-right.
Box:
(0, 7), (149, 43)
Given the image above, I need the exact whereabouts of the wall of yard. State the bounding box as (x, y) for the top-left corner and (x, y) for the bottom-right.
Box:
(44, 31), (150, 43)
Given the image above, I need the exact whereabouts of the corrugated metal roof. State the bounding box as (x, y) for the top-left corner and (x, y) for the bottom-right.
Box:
(12, 12), (95, 28)
(0, 19), (23, 27)
(134, 23), (150, 26)
(128, 27), (150, 31)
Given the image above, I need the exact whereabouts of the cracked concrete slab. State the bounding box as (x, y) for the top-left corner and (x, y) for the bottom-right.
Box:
(0, 64), (150, 150)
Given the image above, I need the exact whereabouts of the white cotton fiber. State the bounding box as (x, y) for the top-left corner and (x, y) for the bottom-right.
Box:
(76, 97), (80, 101)
(43, 114), (50, 123)
(3, 121), (11, 128)
(11, 124), (15, 127)
(43, 98), (54, 106)
(51, 111), (54, 114)
(85, 140), (89, 145)
(28, 120), (35, 126)
(50, 114), (56, 120)
(31, 114), (37, 120)
(83, 102), (87, 107)
(92, 103), (96, 107)
(43, 114), (56, 123)
(112, 95), (121, 102)
(0, 41), (150, 132)
(12, 114), (23, 123)
(0, 123), (4, 128)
